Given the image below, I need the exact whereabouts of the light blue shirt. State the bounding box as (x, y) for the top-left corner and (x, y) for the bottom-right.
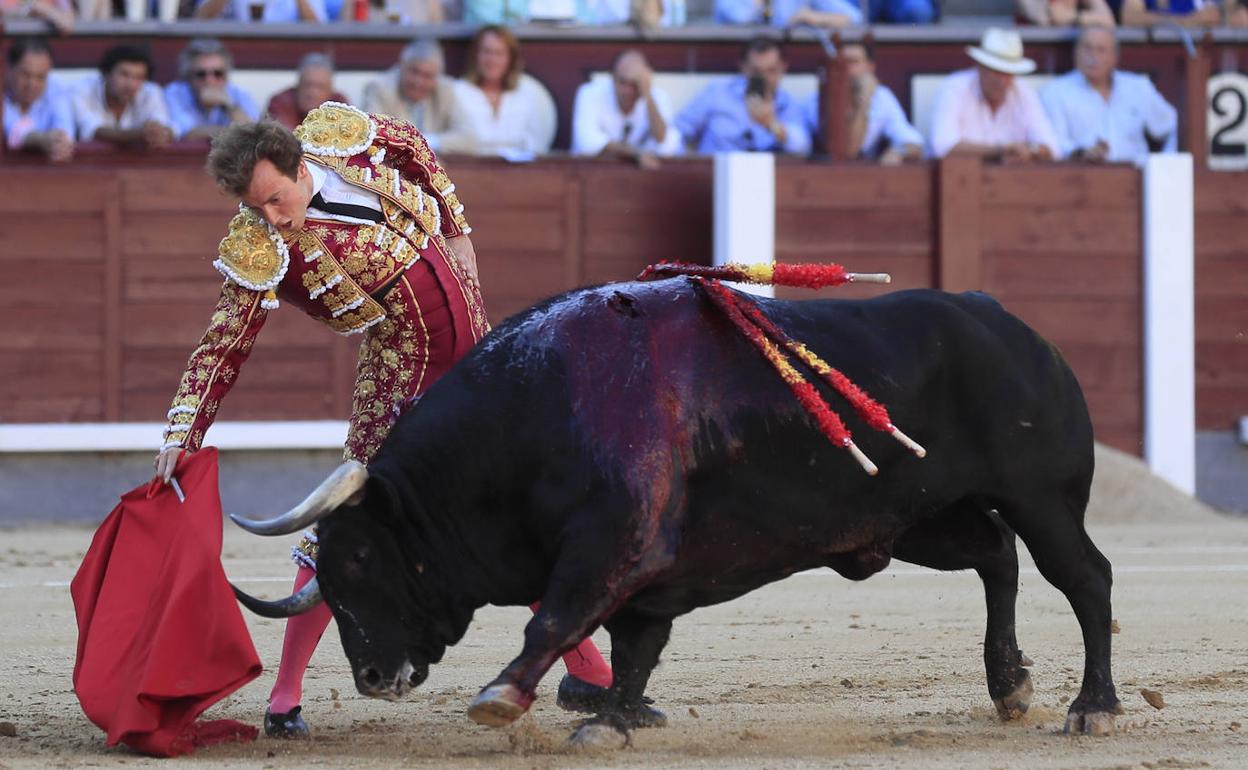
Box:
(164, 81), (260, 139)
(194, 0), (329, 21)
(675, 75), (811, 155)
(575, 0), (686, 23)
(3, 81), (74, 149)
(714, 0), (863, 26)
(801, 83), (923, 158)
(464, 0), (530, 23)
(1040, 70), (1177, 166)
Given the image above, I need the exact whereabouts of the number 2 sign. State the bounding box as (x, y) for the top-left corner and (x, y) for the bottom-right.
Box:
(1208, 72), (1248, 171)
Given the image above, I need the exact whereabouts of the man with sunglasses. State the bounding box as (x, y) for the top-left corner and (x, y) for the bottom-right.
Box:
(165, 38), (260, 141)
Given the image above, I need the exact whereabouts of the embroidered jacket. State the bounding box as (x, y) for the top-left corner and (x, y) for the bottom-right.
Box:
(161, 103), (487, 453)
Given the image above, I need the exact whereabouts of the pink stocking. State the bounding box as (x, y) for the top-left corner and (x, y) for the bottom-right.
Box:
(268, 566), (333, 713)
(530, 603), (612, 688)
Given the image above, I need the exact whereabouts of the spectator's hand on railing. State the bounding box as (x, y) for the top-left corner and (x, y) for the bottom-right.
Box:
(142, 120), (174, 150)
(46, 130), (74, 163)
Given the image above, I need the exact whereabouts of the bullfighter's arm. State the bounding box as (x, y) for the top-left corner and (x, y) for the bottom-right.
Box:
(161, 280), (270, 453)
(370, 112), (473, 238)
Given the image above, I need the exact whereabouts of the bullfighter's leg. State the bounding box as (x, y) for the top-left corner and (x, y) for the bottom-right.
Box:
(995, 499), (1120, 736)
(266, 564), (332, 738)
(893, 505), (1033, 720)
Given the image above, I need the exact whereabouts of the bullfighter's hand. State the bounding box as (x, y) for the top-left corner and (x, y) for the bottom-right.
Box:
(446, 234), (481, 290)
(154, 446), (188, 484)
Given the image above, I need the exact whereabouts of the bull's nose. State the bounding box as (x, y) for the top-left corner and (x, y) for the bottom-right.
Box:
(359, 666), (383, 691)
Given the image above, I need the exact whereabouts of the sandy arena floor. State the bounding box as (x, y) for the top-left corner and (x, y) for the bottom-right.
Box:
(1, 447), (1246, 769)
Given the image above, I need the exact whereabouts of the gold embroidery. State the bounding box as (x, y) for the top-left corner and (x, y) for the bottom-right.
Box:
(296, 103), (374, 156)
(215, 209), (287, 291)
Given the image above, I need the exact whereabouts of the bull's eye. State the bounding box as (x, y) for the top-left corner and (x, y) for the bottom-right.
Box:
(351, 546), (370, 566)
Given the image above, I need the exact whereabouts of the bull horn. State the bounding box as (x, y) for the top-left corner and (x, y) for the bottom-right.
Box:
(229, 460), (368, 536)
(231, 577), (323, 618)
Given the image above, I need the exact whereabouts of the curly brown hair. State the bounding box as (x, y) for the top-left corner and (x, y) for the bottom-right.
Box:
(206, 119), (303, 197)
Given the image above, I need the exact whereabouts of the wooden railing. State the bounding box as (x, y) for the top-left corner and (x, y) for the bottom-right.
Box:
(3, 156), (1244, 453)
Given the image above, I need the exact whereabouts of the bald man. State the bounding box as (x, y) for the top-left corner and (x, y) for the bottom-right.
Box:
(571, 49), (682, 167)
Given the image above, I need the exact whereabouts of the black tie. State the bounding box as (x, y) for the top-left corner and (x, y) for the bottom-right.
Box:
(310, 192), (383, 223)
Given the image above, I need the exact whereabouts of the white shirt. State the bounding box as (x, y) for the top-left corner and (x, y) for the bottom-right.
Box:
(570, 77), (683, 157)
(445, 74), (557, 157)
(1041, 70), (1177, 166)
(71, 74), (172, 141)
(929, 68), (1059, 158)
(305, 161), (383, 224)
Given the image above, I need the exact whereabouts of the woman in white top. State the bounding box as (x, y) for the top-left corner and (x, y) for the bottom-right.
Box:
(441, 25), (557, 157)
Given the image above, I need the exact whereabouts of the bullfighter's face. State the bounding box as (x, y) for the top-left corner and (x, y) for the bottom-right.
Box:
(315, 510), (442, 701)
(242, 158), (313, 236)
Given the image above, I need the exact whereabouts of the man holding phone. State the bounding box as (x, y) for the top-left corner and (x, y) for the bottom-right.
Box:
(674, 36), (811, 155)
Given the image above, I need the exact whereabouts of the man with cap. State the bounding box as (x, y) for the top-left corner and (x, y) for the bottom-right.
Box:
(929, 27), (1059, 163)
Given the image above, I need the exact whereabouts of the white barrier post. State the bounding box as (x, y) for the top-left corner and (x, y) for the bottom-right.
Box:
(1142, 153), (1196, 495)
(713, 152), (775, 298)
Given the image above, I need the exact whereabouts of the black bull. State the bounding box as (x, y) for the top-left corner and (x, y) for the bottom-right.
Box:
(234, 280), (1121, 736)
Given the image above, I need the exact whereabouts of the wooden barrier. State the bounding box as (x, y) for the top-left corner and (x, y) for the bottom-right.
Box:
(1, 156), (1245, 455)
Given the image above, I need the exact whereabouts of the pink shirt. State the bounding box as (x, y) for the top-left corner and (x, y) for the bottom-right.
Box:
(929, 68), (1059, 158)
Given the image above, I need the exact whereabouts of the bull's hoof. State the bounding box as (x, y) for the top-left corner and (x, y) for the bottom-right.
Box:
(992, 670), (1034, 721)
(1063, 709), (1116, 736)
(568, 721), (629, 751)
(467, 683), (531, 727)
(617, 704), (668, 729)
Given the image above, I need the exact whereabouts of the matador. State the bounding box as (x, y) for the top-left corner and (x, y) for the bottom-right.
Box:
(154, 104), (615, 738)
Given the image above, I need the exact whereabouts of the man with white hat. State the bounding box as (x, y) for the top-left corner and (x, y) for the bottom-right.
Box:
(929, 27), (1059, 163)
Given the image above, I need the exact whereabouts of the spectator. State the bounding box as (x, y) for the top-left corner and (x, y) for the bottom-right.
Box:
(265, 53), (349, 130)
(868, 0), (936, 23)
(714, 0), (863, 28)
(576, 0), (687, 25)
(3, 38), (73, 162)
(361, 39), (456, 149)
(1017, 0), (1114, 24)
(1230, 0), (1248, 23)
(674, 37), (812, 155)
(164, 39), (260, 141)
(928, 28), (1058, 162)
(1041, 25), (1176, 164)
(442, 25), (557, 157)
(195, 0), (328, 22)
(802, 42), (923, 163)
(71, 45), (174, 149)
(338, 0), (442, 22)
(571, 49), (682, 168)
(1120, 0), (1221, 25)
(0, 0), (74, 33)
(462, 0), (528, 23)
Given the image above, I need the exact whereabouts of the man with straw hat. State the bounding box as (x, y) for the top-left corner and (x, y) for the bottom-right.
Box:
(929, 27), (1059, 162)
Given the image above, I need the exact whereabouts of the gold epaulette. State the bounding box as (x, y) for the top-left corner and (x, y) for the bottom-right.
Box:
(213, 207), (290, 292)
(295, 101), (378, 158)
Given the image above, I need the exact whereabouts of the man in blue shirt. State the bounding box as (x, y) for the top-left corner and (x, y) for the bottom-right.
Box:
(3, 38), (74, 163)
(714, 0), (863, 26)
(1041, 25), (1176, 165)
(164, 39), (260, 141)
(675, 37), (812, 155)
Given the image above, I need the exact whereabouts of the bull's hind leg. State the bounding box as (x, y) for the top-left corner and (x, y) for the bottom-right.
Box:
(893, 505), (1034, 719)
(994, 498), (1120, 736)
